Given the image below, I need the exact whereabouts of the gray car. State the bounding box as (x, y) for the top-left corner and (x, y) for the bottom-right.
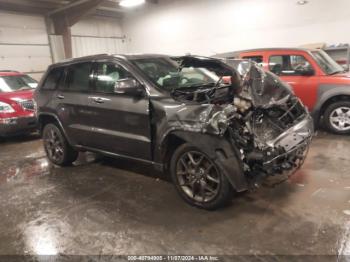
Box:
(34, 54), (313, 210)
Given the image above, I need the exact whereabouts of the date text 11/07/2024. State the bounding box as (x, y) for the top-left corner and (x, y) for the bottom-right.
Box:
(127, 255), (220, 261)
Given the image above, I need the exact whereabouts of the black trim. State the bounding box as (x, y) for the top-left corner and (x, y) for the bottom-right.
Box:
(75, 145), (164, 171)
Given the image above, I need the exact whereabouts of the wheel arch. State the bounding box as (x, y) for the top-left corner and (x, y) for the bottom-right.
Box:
(319, 95), (350, 116)
(159, 132), (186, 172)
(38, 114), (58, 133)
(159, 130), (248, 192)
(38, 113), (73, 145)
(312, 84), (350, 127)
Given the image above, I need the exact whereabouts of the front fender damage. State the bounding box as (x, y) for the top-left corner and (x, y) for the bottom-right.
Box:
(151, 60), (314, 191)
(164, 130), (248, 192)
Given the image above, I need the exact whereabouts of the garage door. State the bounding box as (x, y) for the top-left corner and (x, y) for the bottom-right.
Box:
(0, 11), (52, 81)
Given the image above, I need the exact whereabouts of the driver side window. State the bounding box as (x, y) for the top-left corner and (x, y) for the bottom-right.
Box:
(269, 55), (312, 76)
(95, 62), (131, 93)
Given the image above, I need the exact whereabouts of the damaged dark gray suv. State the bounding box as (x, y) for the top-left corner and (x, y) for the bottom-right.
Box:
(35, 54), (313, 210)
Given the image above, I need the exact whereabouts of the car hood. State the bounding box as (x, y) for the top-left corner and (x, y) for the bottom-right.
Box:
(0, 89), (34, 103)
(151, 57), (299, 139)
(241, 63), (292, 108)
(174, 55), (293, 108)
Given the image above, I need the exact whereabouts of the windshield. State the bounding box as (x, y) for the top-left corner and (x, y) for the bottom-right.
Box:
(311, 50), (344, 75)
(0, 75), (38, 93)
(132, 57), (220, 91)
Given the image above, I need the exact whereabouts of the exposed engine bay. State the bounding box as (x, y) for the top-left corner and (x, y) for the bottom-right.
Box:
(171, 56), (314, 185)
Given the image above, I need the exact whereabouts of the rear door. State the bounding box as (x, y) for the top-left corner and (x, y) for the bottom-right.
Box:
(85, 59), (152, 160)
(54, 62), (94, 146)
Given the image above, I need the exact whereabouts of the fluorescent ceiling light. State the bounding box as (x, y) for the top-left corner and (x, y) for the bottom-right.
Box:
(297, 0), (308, 5)
(119, 0), (146, 8)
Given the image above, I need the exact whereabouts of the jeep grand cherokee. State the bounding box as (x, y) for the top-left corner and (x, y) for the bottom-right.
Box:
(34, 54), (313, 210)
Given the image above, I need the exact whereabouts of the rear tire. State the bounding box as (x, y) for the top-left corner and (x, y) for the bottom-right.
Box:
(43, 123), (78, 166)
(323, 101), (350, 135)
(170, 143), (233, 210)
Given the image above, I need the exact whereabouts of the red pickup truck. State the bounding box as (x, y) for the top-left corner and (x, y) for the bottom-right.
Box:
(0, 71), (38, 137)
(237, 48), (350, 134)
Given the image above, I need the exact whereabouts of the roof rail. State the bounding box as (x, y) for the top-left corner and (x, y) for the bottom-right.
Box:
(0, 70), (19, 72)
(57, 53), (110, 64)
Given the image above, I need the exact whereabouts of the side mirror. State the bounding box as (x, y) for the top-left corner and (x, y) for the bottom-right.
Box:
(114, 78), (144, 96)
(295, 67), (315, 76)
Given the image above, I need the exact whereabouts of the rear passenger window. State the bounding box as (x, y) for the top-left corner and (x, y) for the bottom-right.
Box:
(64, 62), (92, 92)
(269, 55), (312, 76)
(95, 62), (131, 93)
(42, 68), (63, 90)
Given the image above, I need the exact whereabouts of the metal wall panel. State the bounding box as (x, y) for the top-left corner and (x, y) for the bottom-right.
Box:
(71, 17), (126, 58)
(0, 11), (51, 81)
(72, 36), (126, 57)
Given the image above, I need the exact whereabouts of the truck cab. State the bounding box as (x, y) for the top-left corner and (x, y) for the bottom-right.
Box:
(238, 48), (350, 134)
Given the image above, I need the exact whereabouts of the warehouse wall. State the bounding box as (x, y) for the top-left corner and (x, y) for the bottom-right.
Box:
(71, 17), (126, 58)
(122, 0), (350, 56)
(0, 11), (52, 80)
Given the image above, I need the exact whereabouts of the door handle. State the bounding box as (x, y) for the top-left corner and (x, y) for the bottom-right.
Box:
(89, 96), (109, 104)
(94, 97), (105, 104)
(57, 94), (65, 99)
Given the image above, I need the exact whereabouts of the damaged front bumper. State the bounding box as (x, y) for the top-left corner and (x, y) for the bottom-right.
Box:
(264, 115), (313, 171)
(246, 114), (314, 186)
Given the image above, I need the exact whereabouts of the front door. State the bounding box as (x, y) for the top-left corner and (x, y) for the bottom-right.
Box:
(85, 60), (152, 160)
(267, 54), (319, 111)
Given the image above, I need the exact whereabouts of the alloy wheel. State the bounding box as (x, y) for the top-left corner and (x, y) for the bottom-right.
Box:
(329, 106), (350, 131)
(176, 151), (220, 203)
(44, 127), (64, 163)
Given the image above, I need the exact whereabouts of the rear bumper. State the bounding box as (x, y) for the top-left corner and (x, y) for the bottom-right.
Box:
(0, 116), (38, 137)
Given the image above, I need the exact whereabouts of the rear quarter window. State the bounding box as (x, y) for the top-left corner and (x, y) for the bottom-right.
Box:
(42, 67), (64, 90)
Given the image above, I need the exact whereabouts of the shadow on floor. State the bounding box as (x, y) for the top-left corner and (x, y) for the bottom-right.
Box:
(0, 132), (41, 144)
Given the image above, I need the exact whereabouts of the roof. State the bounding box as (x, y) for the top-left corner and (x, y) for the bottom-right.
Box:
(238, 47), (318, 53)
(0, 71), (24, 77)
(50, 53), (172, 67)
(214, 47), (319, 58)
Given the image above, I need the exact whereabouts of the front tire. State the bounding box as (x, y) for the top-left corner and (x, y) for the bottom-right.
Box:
(170, 143), (233, 210)
(324, 101), (350, 135)
(43, 123), (78, 166)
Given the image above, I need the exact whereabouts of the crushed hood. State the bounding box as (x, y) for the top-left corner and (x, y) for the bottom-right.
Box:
(241, 63), (293, 108)
(174, 55), (294, 109)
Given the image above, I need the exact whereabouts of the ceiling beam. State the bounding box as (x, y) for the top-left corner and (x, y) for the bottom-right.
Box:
(48, 0), (94, 16)
(50, 0), (104, 33)
(0, 0), (157, 18)
(100, 0), (120, 8)
(0, 1), (52, 14)
(97, 6), (126, 13)
(33, 0), (70, 3)
(0, 0), (61, 9)
(94, 9), (123, 18)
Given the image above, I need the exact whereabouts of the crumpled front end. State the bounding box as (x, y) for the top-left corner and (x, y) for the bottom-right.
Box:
(157, 56), (314, 189)
(246, 113), (313, 186)
(212, 62), (314, 185)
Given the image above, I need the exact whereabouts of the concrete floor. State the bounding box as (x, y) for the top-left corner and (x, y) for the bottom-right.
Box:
(0, 132), (349, 257)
